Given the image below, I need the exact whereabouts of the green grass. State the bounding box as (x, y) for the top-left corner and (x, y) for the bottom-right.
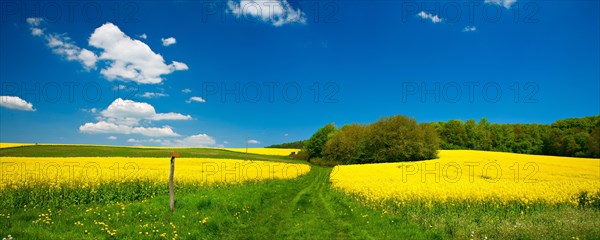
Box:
(1, 145), (598, 239)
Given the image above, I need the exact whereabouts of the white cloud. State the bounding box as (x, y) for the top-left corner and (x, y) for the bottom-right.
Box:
(31, 28), (44, 36)
(27, 18), (98, 70)
(485, 0), (517, 9)
(417, 11), (442, 23)
(79, 98), (191, 137)
(186, 96), (206, 103)
(101, 98), (156, 120)
(26, 17), (43, 26)
(27, 20), (186, 84)
(247, 139), (260, 144)
(127, 138), (170, 144)
(27, 18), (45, 36)
(131, 126), (180, 137)
(79, 121), (180, 137)
(462, 26), (477, 32)
(284, 133), (289, 136)
(78, 48), (98, 69)
(82, 108), (98, 113)
(138, 92), (168, 98)
(161, 37), (177, 46)
(0, 96), (36, 111)
(170, 61), (189, 71)
(223, 141), (229, 144)
(126, 134), (217, 147)
(80, 121), (132, 134)
(151, 113), (193, 121)
(88, 23), (188, 84)
(182, 88), (192, 93)
(174, 134), (216, 147)
(138, 33), (147, 39)
(107, 136), (117, 140)
(227, 0), (306, 27)
(100, 98), (191, 124)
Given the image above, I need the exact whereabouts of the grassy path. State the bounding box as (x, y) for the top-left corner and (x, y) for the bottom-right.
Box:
(223, 166), (424, 239)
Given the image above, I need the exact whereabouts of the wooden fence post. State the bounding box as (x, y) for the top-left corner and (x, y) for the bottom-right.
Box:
(169, 151), (180, 212)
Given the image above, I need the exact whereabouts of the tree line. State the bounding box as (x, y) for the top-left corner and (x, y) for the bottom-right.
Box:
(434, 115), (600, 158)
(289, 115), (599, 165)
(265, 140), (305, 149)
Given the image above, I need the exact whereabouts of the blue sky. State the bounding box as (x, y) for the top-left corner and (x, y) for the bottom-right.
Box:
(0, 0), (599, 147)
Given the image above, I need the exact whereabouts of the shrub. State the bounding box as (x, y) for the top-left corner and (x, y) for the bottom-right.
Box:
(291, 150), (310, 161)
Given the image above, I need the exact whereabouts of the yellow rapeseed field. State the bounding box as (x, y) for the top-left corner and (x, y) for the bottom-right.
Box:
(219, 148), (300, 156)
(331, 150), (600, 205)
(0, 143), (34, 148)
(0, 157), (310, 188)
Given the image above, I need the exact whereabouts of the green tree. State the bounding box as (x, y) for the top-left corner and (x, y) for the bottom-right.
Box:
(476, 118), (493, 151)
(439, 120), (467, 149)
(322, 124), (369, 164)
(588, 127), (600, 157)
(304, 123), (336, 159)
(365, 115), (438, 162)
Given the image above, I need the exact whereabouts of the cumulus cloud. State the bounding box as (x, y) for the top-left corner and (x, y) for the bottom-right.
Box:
(107, 136), (117, 140)
(80, 121), (133, 134)
(26, 18), (189, 84)
(138, 33), (147, 39)
(28, 19), (188, 84)
(186, 96), (206, 103)
(89, 23), (188, 84)
(462, 26), (477, 32)
(130, 126), (180, 137)
(0, 96), (36, 111)
(161, 37), (176, 46)
(99, 98), (191, 123)
(174, 134), (216, 147)
(79, 98), (192, 137)
(226, 0), (306, 26)
(126, 133), (217, 147)
(80, 121), (180, 137)
(247, 139), (260, 144)
(26, 17), (98, 70)
(417, 11), (442, 23)
(138, 92), (168, 98)
(182, 88), (192, 93)
(485, 0), (517, 9)
(127, 138), (170, 144)
(151, 113), (193, 121)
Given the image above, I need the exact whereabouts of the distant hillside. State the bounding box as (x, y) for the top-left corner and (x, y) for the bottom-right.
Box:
(266, 140), (306, 149)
